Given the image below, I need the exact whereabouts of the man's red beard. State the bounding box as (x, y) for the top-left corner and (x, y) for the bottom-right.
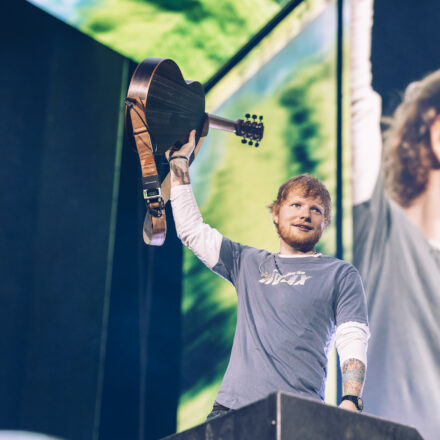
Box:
(275, 222), (323, 252)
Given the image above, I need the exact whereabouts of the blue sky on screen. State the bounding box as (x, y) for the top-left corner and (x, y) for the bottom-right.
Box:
(27, 0), (97, 25)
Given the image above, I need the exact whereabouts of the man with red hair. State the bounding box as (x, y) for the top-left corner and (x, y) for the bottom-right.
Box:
(166, 136), (369, 420)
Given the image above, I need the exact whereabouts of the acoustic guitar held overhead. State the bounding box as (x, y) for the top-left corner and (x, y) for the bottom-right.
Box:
(125, 57), (265, 246)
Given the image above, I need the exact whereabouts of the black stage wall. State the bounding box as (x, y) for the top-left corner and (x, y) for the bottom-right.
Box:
(0, 1), (182, 439)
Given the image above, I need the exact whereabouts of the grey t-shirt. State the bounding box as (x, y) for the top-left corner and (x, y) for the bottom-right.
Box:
(212, 238), (368, 409)
(354, 181), (440, 440)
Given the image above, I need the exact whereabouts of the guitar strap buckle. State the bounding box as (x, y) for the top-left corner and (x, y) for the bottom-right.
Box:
(146, 198), (165, 218)
(143, 180), (165, 217)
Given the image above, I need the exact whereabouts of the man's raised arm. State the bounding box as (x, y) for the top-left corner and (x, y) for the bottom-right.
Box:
(350, 0), (383, 205)
(167, 130), (223, 269)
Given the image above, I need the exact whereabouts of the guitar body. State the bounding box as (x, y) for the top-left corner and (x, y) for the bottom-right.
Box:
(125, 58), (207, 155)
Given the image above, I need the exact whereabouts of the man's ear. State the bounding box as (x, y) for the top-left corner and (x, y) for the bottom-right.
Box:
(430, 114), (440, 163)
(272, 205), (279, 225)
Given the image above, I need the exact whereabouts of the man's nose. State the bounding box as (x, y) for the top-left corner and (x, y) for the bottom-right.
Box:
(298, 206), (311, 220)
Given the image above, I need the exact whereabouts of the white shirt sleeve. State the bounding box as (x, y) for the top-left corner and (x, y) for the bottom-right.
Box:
(335, 321), (370, 366)
(350, 0), (383, 205)
(170, 184), (223, 269)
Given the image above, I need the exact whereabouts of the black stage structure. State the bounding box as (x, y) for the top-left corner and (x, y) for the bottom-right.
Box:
(0, 1), (182, 439)
(162, 392), (423, 440)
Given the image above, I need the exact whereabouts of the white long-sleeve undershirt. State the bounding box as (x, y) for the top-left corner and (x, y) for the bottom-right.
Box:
(170, 184), (222, 269)
(336, 321), (370, 367)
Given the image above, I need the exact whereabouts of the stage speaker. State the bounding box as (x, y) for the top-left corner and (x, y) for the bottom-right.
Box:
(162, 392), (423, 440)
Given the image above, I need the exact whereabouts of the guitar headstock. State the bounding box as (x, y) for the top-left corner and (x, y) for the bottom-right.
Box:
(236, 114), (264, 147)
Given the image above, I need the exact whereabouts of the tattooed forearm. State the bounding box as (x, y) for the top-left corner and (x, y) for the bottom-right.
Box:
(170, 159), (190, 185)
(341, 358), (366, 396)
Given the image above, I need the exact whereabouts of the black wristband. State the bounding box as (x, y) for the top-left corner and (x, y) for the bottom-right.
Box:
(341, 395), (363, 411)
(168, 155), (189, 162)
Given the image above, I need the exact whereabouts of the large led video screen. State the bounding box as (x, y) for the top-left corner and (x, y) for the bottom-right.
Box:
(26, 0), (350, 434)
(178, 0), (349, 430)
(350, 1), (440, 439)
(28, 0), (285, 82)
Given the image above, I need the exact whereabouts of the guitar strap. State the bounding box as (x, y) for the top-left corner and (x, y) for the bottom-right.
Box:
(126, 97), (166, 246)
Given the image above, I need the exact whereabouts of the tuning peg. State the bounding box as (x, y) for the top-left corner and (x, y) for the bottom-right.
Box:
(255, 142), (259, 147)
(248, 141), (253, 146)
(252, 114), (257, 120)
(241, 139), (247, 144)
(259, 115), (263, 121)
(245, 113), (250, 119)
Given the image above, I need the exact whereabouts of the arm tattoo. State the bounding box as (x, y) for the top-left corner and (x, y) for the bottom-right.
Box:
(170, 160), (190, 185)
(341, 358), (366, 396)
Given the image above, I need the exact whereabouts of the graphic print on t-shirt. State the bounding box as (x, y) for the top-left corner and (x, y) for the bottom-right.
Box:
(259, 270), (312, 286)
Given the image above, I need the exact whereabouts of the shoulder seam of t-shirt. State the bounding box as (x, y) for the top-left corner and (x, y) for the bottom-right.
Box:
(339, 267), (359, 282)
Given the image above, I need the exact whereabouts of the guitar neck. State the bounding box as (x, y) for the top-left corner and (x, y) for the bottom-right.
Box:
(206, 112), (264, 144)
(207, 113), (238, 134)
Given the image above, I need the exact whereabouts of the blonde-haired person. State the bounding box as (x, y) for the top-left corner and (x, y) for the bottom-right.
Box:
(350, 1), (440, 439)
